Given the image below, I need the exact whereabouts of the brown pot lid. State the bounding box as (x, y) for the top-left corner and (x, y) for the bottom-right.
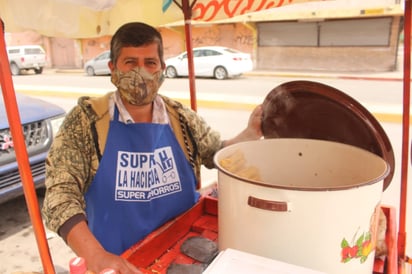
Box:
(261, 80), (394, 191)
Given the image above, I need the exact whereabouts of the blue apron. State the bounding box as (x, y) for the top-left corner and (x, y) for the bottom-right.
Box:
(85, 107), (199, 255)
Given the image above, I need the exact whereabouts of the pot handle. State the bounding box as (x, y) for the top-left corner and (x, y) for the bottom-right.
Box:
(248, 196), (290, 212)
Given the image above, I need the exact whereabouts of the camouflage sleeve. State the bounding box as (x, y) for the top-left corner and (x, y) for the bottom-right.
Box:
(42, 104), (98, 234)
(178, 106), (222, 169)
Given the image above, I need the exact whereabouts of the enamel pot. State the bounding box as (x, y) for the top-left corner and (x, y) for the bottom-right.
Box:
(214, 138), (389, 274)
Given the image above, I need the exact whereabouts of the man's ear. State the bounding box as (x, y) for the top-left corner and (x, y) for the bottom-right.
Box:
(108, 60), (115, 71)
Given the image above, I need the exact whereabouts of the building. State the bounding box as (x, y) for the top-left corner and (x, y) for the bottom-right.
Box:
(161, 0), (404, 72)
(5, 0), (404, 72)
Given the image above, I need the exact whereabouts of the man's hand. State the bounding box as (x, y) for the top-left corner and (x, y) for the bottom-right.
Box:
(246, 104), (263, 139)
(67, 221), (141, 274)
(223, 104), (263, 147)
(87, 249), (141, 274)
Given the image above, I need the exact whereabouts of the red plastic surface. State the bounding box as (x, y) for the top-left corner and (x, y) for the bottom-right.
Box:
(121, 196), (218, 273)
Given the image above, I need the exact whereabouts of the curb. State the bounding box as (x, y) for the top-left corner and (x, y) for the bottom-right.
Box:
(244, 71), (404, 82)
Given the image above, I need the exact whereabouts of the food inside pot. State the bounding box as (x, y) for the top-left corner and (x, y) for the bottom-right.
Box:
(218, 149), (261, 181)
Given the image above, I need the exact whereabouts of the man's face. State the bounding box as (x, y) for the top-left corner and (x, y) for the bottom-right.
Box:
(108, 43), (163, 74)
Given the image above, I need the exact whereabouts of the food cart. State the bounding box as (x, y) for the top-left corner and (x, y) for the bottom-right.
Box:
(0, 0), (411, 273)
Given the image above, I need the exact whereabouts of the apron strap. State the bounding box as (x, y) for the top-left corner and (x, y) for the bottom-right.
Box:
(91, 121), (103, 161)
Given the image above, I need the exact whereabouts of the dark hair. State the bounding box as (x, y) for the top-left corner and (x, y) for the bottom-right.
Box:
(110, 22), (164, 65)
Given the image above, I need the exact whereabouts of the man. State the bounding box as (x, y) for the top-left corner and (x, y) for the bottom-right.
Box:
(42, 22), (262, 274)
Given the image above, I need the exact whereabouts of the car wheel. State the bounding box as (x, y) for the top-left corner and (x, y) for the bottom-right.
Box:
(10, 63), (21, 76)
(34, 67), (43, 74)
(214, 66), (228, 80)
(86, 66), (95, 76)
(166, 66), (178, 78)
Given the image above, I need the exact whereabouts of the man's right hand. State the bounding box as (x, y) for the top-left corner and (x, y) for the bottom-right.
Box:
(66, 221), (141, 274)
(87, 249), (141, 274)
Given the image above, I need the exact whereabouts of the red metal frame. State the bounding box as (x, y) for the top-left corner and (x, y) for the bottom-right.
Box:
(398, 1), (411, 273)
(0, 20), (55, 274)
(374, 205), (398, 274)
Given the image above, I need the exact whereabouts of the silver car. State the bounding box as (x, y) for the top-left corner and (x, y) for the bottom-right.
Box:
(84, 50), (111, 76)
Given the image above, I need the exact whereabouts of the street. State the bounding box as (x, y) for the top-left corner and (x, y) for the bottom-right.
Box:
(1, 71), (411, 273)
(12, 70), (404, 109)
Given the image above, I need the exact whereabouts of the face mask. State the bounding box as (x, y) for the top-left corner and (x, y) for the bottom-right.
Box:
(111, 67), (165, 106)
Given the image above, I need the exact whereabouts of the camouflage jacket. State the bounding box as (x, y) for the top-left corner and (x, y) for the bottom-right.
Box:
(42, 92), (221, 234)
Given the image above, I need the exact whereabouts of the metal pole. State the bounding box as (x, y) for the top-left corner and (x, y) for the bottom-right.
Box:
(181, 0), (197, 111)
(0, 19), (56, 274)
(398, 0), (411, 272)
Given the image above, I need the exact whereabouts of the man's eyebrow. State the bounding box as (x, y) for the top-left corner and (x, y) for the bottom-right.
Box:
(122, 56), (159, 61)
(144, 57), (160, 61)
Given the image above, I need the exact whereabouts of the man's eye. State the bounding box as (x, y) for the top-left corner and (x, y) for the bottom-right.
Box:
(146, 60), (159, 65)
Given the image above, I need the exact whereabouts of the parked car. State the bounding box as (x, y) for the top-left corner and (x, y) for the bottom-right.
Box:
(7, 45), (46, 76)
(164, 46), (253, 80)
(0, 92), (66, 204)
(84, 50), (111, 76)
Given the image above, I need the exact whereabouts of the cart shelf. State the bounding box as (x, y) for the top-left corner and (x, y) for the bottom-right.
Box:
(122, 196), (397, 274)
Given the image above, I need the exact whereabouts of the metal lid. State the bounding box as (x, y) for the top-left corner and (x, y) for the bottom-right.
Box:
(261, 80), (394, 191)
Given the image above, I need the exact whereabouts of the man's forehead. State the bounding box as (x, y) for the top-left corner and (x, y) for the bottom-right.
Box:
(119, 45), (160, 59)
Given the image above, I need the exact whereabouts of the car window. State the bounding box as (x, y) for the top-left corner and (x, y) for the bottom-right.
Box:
(193, 50), (203, 57)
(203, 50), (221, 57)
(8, 49), (19, 54)
(24, 48), (44, 54)
(97, 52), (109, 60)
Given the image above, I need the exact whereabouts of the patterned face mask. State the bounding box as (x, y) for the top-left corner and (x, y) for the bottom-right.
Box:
(111, 67), (165, 106)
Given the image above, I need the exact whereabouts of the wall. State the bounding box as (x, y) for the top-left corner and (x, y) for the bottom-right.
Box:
(80, 35), (111, 64)
(49, 37), (81, 68)
(6, 15), (403, 72)
(161, 23), (255, 61)
(79, 23), (257, 66)
(256, 16), (403, 72)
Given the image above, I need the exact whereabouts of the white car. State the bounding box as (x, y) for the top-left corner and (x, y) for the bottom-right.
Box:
(84, 50), (111, 76)
(165, 46), (253, 80)
(7, 45), (46, 75)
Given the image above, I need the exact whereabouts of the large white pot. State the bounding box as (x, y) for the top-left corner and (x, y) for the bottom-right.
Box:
(214, 138), (389, 274)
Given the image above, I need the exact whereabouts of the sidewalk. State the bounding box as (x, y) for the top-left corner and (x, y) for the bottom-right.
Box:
(246, 69), (405, 82)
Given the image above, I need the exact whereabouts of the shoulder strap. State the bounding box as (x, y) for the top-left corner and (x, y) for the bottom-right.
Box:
(88, 93), (112, 162)
(91, 121), (102, 161)
(166, 103), (201, 188)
